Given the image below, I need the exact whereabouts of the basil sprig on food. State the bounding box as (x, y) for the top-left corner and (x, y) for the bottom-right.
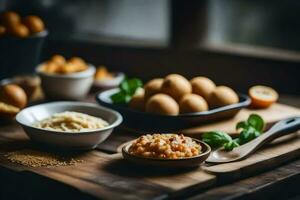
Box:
(202, 114), (265, 151)
(110, 78), (143, 104)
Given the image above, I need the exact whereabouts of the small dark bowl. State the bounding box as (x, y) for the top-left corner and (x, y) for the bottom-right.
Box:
(122, 138), (211, 168)
(0, 31), (48, 79)
(96, 88), (251, 133)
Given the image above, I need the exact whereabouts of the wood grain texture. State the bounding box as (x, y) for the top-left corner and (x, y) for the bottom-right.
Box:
(203, 132), (300, 179)
(188, 159), (300, 200)
(183, 103), (300, 136)
(0, 103), (299, 199)
(0, 139), (215, 200)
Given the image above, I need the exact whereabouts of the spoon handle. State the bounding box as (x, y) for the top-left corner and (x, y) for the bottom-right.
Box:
(254, 117), (300, 150)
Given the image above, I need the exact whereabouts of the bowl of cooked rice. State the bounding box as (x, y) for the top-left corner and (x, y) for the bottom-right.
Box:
(16, 101), (122, 149)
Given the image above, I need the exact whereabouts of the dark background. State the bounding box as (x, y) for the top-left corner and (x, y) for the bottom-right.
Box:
(1, 0), (300, 94)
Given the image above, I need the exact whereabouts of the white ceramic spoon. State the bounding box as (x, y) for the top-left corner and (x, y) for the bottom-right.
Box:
(206, 117), (300, 163)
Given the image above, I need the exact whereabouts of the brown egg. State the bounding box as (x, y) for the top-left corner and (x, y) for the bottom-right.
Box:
(9, 23), (29, 38)
(179, 94), (208, 113)
(51, 54), (66, 66)
(0, 25), (6, 36)
(160, 74), (192, 101)
(129, 88), (145, 111)
(190, 76), (216, 100)
(0, 84), (27, 108)
(208, 86), (239, 108)
(144, 78), (163, 99)
(0, 11), (20, 27)
(146, 93), (179, 115)
(23, 15), (45, 34)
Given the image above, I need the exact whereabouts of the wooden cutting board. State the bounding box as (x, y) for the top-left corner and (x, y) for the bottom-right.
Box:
(0, 132), (299, 200)
(0, 139), (216, 200)
(203, 132), (300, 179)
(183, 103), (300, 136)
(0, 103), (299, 200)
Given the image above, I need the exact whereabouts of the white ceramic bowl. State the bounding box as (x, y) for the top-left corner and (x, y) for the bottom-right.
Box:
(36, 64), (95, 100)
(93, 72), (125, 89)
(16, 101), (123, 150)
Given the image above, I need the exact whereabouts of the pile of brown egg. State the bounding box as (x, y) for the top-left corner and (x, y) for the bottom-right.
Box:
(129, 74), (239, 115)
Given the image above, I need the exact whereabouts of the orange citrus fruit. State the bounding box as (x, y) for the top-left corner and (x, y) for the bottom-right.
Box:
(249, 85), (278, 108)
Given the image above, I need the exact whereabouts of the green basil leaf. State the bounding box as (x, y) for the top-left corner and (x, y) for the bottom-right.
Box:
(239, 126), (259, 144)
(236, 121), (248, 130)
(202, 131), (232, 148)
(110, 91), (131, 104)
(120, 80), (130, 93)
(247, 114), (264, 132)
(224, 140), (239, 151)
(254, 130), (261, 138)
(125, 78), (143, 95)
(111, 78), (143, 104)
(233, 138), (241, 144)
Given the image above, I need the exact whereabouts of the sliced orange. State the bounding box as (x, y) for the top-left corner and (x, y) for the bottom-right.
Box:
(249, 85), (278, 108)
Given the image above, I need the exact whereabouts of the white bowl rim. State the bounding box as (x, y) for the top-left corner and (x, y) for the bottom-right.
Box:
(36, 64), (96, 79)
(16, 101), (123, 136)
(93, 72), (125, 88)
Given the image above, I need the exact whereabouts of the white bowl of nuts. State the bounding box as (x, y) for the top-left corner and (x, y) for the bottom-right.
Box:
(36, 55), (95, 100)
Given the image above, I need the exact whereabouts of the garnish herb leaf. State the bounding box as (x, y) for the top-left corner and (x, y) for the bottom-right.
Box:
(236, 121), (248, 130)
(110, 78), (143, 104)
(247, 114), (264, 132)
(239, 126), (260, 144)
(238, 114), (264, 144)
(202, 131), (232, 148)
(224, 140), (239, 151)
(120, 78), (143, 95)
(202, 113), (265, 151)
(110, 91), (131, 104)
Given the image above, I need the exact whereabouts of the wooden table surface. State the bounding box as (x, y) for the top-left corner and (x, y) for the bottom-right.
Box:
(0, 96), (299, 200)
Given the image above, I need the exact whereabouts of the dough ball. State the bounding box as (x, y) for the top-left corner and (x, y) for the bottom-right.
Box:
(23, 15), (45, 34)
(146, 93), (179, 115)
(190, 76), (216, 100)
(1, 11), (20, 27)
(208, 86), (239, 108)
(0, 25), (6, 36)
(51, 54), (66, 66)
(69, 57), (87, 67)
(144, 78), (163, 99)
(9, 23), (29, 38)
(160, 74), (191, 101)
(0, 84), (27, 108)
(129, 88), (145, 111)
(179, 94), (208, 113)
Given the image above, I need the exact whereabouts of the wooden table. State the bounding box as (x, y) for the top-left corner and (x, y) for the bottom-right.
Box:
(0, 96), (299, 200)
